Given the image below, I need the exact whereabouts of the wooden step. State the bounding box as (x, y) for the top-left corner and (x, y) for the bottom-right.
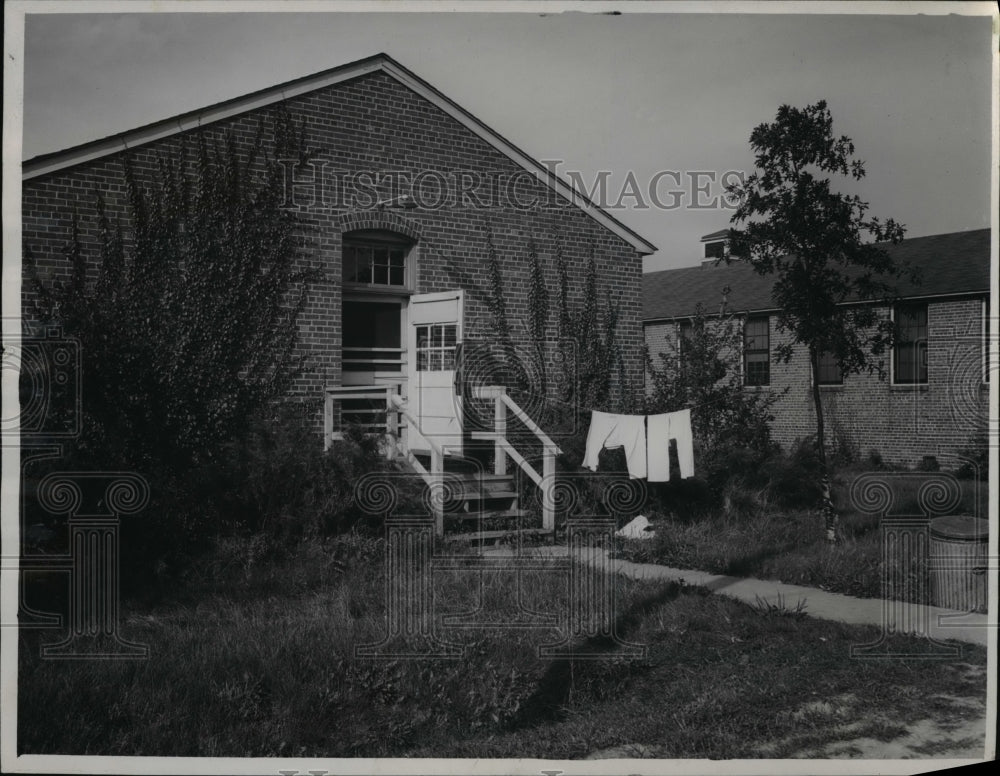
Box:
(441, 528), (554, 544)
(445, 509), (531, 522)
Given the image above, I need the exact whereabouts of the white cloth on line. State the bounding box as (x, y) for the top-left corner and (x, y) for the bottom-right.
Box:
(647, 408), (694, 482)
(582, 410), (647, 480)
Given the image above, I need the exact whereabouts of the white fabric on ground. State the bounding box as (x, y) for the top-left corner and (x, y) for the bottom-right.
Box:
(616, 514), (654, 540)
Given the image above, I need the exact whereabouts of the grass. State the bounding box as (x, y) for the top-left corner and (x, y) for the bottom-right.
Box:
(18, 534), (987, 759)
(615, 474), (987, 603)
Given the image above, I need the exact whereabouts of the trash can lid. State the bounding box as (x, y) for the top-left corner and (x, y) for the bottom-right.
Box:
(930, 515), (989, 540)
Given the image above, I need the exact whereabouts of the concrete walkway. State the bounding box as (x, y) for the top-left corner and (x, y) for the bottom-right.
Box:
(487, 544), (992, 647)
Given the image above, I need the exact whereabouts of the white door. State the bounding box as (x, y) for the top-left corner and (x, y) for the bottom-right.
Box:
(406, 290), (463, 455)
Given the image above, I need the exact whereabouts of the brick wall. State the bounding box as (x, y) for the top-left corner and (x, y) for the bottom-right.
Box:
(23, 71), (645, 431)
(643, 298), (989, 467)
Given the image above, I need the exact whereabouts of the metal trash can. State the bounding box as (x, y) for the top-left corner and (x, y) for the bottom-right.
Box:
(929, 516), (988, 612)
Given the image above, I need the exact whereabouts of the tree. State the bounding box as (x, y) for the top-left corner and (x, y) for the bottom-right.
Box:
(726, 99), (914, 542)
(645, 298), (780, 479)
(26, 110), (318, 476)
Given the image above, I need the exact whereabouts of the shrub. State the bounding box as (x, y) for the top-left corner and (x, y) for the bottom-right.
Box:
(50, 406), (418, 600)
(865, 449), (887, 471)
(761, 437), (824, 510)
(917, 455), (940, 473)
(956, 435), (989, 481)
(212, 405), (393, 543)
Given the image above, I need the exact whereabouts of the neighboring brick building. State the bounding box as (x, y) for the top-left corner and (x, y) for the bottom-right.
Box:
(643, 229), (991, 468)
(22, 54), (655, 450)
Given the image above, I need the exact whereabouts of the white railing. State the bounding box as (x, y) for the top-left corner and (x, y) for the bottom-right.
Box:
(469, 385), (562, 531)
(385, 394), (445, 536)
(324, 384), (402, 450)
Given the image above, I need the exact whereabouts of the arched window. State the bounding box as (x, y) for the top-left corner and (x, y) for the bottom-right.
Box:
(343, 230), (414, 290)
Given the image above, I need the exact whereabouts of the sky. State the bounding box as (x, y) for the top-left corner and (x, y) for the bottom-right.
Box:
(15, 3), (997, 272)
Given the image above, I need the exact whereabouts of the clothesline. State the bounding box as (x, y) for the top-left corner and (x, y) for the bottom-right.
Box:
(467, 385), (731, 419)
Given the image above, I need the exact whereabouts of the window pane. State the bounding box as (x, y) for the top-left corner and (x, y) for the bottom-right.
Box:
(744, 316), (769, 385)
(429, 351), (442, 371)
(443, 324), (457, 347)
(416, 351), (428, 371)
(817, 351), (842, 385)
(416, 326), (428, 348)
(343, 246), (356, 282)
(897, 344), (917, 383)
(894, 304), (928, 383)
(358, 247), (373, 282)
(343, 238), (410, 287)
(441, 348), (455, 371)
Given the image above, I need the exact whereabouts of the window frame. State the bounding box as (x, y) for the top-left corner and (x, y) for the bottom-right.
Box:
(892, 302), (929, 385)
(816, 350), (843, 386)
(342, 230), (414, 292)
(678, 319), (694, 360)
(703, 240), (726, 260)
(414, 322), (459, 373)
(743, 315), (770, 387)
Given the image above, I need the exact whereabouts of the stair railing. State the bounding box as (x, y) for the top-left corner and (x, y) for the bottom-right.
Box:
(324, 383), (402, 454)
(385, 393), (445, 535)
(468, 385), (562, 531)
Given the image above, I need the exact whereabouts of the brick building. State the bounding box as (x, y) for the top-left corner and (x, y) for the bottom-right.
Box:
(22, 53), (656, 454)
(643, 229), (991, 468)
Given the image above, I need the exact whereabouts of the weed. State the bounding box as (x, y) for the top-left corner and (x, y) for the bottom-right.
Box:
(750, 593), (808, 619)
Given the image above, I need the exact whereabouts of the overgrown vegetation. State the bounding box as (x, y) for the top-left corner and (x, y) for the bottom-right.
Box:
(617, 467), (987, 603)
(21, 111), (408, 593)
(19, 542), (986, 758)
(480, 222), (630, 417)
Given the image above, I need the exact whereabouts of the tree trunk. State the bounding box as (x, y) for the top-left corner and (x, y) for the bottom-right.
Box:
(810, 347), (839, 543)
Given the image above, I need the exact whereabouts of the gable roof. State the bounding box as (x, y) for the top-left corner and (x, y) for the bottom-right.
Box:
(22, 53), (656, 256)
(643, 228), (991, 321)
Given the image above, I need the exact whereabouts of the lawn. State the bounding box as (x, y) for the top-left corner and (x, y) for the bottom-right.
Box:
(615, 473), (987, 604)
(18, 533), (987, 759)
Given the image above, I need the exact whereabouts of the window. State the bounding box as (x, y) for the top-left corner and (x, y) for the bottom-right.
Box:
(816, 350), (843, 385)
(415, 323), (458, 372)
(743, 316), (770, 386)
(678, 320), (693, 357)
(704, 240), (725, 260)
(343, 239), (408, 287)
(893, 303), (928, 384)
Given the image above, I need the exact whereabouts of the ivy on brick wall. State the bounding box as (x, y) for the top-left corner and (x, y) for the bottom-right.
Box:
(480, 224), (628, 417)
